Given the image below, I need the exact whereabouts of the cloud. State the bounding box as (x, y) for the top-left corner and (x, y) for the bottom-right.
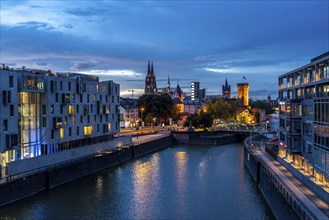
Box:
(35, 62), (48, 66)
(203, 67), (233, 74)
(79, 69), (143, 77)
(64, 7), (113, 17)
(17, 21), (54, 30)
(71, 61), (98, 71)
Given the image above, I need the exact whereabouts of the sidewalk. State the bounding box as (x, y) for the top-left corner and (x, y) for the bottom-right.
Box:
(254, 148), (329, 219)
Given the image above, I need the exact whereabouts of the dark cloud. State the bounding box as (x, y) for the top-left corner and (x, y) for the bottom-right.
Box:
(71, 61), (97, 70)
(65, 7), (112, 17)
(35, 62), (48, 66)
(17, 21), (54, 30)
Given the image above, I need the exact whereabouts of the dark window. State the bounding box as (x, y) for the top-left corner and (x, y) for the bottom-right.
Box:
(55, 93), (59, 103)
(60, 81), (63, 91)
(42, 105), (47, 115)
(68, 82), (71, 91)
(10, 105), (14, 116)
(3, 119), (8, 131)
(9, 76), (14, 88)
(69, 127), (72, 136)
(51, 130), (54, 139)
(42, 117), (47, 127)
(51, 105), (54, 114)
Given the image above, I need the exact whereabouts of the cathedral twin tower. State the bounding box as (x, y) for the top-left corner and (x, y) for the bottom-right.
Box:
(144, 61), (158, 94)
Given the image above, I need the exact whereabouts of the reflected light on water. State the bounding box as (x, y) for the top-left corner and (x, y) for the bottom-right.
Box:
(95, 176), (104, 197)
(132, 153), (160, 219)
(175, 151), (188, 213)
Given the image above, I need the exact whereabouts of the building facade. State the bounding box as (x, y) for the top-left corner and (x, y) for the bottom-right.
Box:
(237, 82), (249, 106)
(144, 61), (158, 94)
(190, 81), (200, 101)
(0, 66), (120, 176)
(278, 52), (329, 184)
(222, 78), (231, 98)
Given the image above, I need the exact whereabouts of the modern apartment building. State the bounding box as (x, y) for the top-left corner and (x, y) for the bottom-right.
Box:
(190, 81), (200, 101)
(0, 65), (120, 176)
(278, 52), (329, 184)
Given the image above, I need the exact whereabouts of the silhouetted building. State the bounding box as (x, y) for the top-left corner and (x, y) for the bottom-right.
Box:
(198, 88), (206, 102)
(222, 78), (231, 98)
(145, 61), (157, 94)
(173, 83), (184, 113)
(237, 82), (249, 106)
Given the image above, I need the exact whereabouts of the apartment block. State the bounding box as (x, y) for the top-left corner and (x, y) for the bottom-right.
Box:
(0, 66), (120, 175)
(278, 52), (329, 183)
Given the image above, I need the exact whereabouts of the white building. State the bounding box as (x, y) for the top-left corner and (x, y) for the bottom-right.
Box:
(0, 65), (121, 176)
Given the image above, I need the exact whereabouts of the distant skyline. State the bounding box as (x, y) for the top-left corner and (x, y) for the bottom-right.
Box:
(1, 0), (328, 99)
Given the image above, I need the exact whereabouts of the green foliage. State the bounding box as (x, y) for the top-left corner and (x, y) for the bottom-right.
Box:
(184, 112), (213, 128)
(203, 98), (239, 120)
(251, 100), (274, 114)
(137, 93), (179, 125)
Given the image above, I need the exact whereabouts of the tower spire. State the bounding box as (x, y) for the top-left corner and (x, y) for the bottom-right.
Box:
(151, 61), (154, 75)
(147, 60), (150, 75)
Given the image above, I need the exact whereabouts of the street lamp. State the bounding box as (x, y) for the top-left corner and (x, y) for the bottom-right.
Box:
(140, 107), (145, 127)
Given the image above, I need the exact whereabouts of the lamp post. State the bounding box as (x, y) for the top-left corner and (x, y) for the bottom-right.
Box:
(140, 107), (145, 127)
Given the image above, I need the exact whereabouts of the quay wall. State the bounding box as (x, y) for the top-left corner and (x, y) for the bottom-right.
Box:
(172, 131), (247, 145)
(244, 138), (307, 220)
(0, 135), (172, 207)
(7, 137), (132, 176)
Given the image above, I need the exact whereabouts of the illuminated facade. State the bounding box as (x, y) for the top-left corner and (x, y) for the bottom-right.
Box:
(0, 65), (120, 176)
(278, 52), (329, 184)
(237, 82), (249, 106)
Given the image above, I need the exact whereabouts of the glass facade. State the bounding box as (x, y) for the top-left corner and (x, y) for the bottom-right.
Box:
(18, 92), (43, 159)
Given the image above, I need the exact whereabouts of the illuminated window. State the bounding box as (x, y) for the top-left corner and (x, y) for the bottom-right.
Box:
(84, 125), (93, 136)
(108, 123), (111, 131)
(60, 128), (64, 139)
(68, 105), (74, 115)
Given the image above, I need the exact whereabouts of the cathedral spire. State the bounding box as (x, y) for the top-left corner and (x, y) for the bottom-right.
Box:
(147, 60), (150, 75)
(151, 61), (154, 75)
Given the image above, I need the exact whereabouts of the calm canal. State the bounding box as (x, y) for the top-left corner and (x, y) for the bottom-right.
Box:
(1, 143), (275, 219)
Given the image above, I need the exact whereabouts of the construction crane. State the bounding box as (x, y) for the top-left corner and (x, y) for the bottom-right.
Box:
(128, 90), (134, 99)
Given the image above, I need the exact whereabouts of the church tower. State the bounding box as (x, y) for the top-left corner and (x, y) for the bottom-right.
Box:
(222, 78), (231, 98)
(144, 61), (158, 94)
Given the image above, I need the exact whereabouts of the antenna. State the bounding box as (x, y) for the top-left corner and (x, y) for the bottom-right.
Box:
(128, 90), (134, 99)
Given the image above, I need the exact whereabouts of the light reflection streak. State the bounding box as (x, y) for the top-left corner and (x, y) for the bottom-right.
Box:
(175, 151), (188, 214)
(132, 153), (160, 219)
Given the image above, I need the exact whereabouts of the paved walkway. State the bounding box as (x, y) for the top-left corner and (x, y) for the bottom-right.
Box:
(254, 148), (329, 219)
(132, 131), (171, 145)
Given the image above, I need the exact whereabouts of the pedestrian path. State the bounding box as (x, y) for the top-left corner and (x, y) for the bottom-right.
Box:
(254, 149), (329, 219)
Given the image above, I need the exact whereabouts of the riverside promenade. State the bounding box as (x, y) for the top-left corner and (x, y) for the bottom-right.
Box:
(247, 138), (329, 220)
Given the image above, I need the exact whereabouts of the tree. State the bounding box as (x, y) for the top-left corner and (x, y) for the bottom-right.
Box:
(203, 98), (239, 120)
(137, 93), (179, 125)
(251, 100), (275, 115)
(237, 109), (255, 125)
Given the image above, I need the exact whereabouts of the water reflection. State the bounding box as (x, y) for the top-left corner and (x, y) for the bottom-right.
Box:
(132, 153), (160, 219)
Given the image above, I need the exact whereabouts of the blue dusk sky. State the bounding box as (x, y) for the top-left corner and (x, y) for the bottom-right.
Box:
(1, 0), (328, 99)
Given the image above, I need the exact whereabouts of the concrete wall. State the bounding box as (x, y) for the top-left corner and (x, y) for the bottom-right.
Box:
(133, 136), (173, 157)
(7, 136), (132, 176)
(0, 135), (172, 207)
(172, 131), (246, 145)
(244, 139), (303, 220)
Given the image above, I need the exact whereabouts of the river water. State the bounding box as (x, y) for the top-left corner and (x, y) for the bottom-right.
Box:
(1, 143), (274, 219)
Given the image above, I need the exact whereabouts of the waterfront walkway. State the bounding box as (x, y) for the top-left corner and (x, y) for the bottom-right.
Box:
(253, 147), (329, 219)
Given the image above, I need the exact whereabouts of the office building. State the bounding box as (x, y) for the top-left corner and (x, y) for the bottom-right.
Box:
(278, 51), (329, 183)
